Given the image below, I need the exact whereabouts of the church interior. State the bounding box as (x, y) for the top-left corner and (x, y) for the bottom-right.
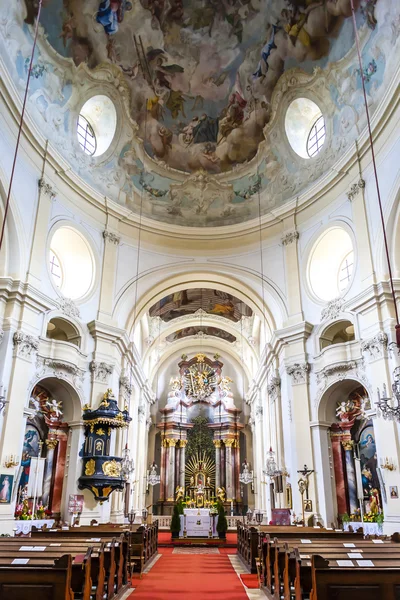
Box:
(1, 0), (400, 598)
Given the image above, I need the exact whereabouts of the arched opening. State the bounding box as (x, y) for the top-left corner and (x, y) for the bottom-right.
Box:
(318, 380), (381, 530)
(285, 98), (326, 159)
(46, 317), (81, 348)
(319, 320), (355, 350)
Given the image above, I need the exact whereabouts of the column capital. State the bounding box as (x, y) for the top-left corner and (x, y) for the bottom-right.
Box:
(165, 438), (177, 447)
(281, 230), (299, 246)
(13, 331), (39, 359)
(224, 438), (236, 448)
(286, 362), (310, 385)
(213, 439), (222, 449)
(179, 439), (188, 448)
(103, 230), (121, 245)
(342, 439), (354, 451)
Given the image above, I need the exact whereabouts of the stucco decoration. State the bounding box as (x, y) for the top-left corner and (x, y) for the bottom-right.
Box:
(361, 332), (388, 359)
(38, 177), (56, 199)
(286, 362), (310, 385)
(103, 230), (121, 245)
(320, 297), (345, 321)
(1, 0), (397, 226)
(34, 356), (85, 391)
(119, 373), (132, 402)
(13, 331), (39, 359)
(58, 297), (81, 319)
(267, 376), (281, 399)
(89, 360), (114, 383)
(281, 230), (299, 246)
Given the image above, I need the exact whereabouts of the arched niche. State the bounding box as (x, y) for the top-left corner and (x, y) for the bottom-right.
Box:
(46, 317), (82, 348)
(319, 319), (355, 350)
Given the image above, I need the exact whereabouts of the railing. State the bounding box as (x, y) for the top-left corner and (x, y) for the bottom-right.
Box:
(152, 514), (242, 530)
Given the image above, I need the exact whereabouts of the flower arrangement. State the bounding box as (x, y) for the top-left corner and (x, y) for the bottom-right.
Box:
(363, 511), (384, 524)
(14, 500), (51, 520)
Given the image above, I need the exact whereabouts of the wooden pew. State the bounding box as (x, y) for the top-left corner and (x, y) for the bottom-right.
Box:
(0, 554), (74, 600)
(0, 534), (128, 600)
(310, 553), (400, 600)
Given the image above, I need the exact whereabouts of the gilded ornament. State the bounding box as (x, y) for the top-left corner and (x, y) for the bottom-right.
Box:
(102, 459), (122, 478)
(85, 459), (96, 476)
(196, 353), (206, 363)
(96, 428), (106, 436)
(45, 438), (58, 450)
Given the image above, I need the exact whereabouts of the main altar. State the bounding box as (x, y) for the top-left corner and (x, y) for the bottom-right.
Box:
(155, 353), (246, 515)
(179, 508), (219, 538)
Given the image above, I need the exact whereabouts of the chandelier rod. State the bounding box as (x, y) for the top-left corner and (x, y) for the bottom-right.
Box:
(0, 0), (43, 253)
(350, 0), (400, 339)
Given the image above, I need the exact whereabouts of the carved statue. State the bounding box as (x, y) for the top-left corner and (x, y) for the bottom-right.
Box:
(219, 376), (233, 393)
(216, 486), (226, 502)
(175, 485), (184, 502)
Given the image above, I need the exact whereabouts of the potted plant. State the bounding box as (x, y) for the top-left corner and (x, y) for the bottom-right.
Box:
(216, 501), (228, 540)
(170, 503), (181, 539)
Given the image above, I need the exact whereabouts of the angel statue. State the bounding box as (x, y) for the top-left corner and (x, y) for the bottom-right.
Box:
(219, 376), (233, 393)
(175, 485), (184, 503)
(46, 399), (63, 419)
(217, 486), (226, 502)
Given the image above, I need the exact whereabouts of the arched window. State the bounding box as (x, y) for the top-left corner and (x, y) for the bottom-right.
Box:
(308, 227), (355, 302)
(49, 226), (95, 300)
(77, 95), (117, 157)
(285, 98), (326, 159)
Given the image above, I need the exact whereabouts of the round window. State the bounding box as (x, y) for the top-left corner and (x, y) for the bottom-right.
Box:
(77, 95), (117, 157)
(49, 226), (95, 300)
(308, 227), (354, 302)
(285, 98), (326, 159)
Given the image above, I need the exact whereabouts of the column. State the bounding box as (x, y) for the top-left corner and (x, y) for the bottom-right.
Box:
(213, 440), (221, 489)
(225, 439), (234, 501)
(41, 438), (57, 507)
(342, 439), (358, 514)
(159, 438), (167, 502)
(50, 429), (68, 515)
(330, 427), (348, 516)
(179, 440), (187, 489)
(235, 438), (241, 503)
(167, 439), (177, 501)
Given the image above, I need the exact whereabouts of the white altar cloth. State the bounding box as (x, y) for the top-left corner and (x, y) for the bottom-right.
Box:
(179, 510), (218, 537)
(13, 519), (55, 536)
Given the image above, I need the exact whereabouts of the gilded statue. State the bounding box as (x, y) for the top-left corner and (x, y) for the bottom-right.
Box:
(216, 486), (226, 502)
(175, 485), (184, 502)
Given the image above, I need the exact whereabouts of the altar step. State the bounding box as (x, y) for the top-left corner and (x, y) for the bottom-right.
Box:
(158, 534), (237, 548)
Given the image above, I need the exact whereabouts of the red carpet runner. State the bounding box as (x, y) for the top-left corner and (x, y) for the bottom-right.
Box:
(129, 548), (248, 599)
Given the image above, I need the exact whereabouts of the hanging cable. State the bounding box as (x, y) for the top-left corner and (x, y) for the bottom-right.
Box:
(0, 0), (43, 252)
(349, 0), (400, 344)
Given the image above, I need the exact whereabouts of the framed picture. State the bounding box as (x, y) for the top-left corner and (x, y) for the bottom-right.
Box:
(303, 498), (313, 512)
(0, 474), (14, 503)
(390, 486), (398, 499)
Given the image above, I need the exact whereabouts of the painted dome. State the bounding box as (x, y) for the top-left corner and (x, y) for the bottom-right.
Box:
(1, 0), (394, 226)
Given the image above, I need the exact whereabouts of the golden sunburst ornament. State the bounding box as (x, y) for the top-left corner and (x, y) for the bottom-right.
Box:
(195, 353), (206, 362)
(185, 451), (216, 489)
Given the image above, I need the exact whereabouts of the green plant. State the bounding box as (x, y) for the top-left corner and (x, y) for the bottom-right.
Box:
(170, 504), (181, 533)
(177, 501), (184, 515)
(375, 512), (384, 525)
(216, 501), (228, 534)
(340, 513), (350, 523)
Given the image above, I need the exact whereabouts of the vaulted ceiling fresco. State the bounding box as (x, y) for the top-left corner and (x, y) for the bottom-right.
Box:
(149, 288), (253, 321)
(27, 0), (365, 175)
(165, 326), (237, 343)
(2, 0), (394, 227)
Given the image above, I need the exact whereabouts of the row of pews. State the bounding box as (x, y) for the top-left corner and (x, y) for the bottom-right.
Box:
(237, 522), (400, 599)
(0, 521), (158, 600)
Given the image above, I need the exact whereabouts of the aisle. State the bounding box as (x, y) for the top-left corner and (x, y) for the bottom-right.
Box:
(129, 548), (250, 599)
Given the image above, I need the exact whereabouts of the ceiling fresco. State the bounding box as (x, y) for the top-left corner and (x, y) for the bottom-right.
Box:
(165, 326), (237, 343)
(2, 1), (396, 227)
(27, 0), (366, 176)
(149, 288), (253, 321)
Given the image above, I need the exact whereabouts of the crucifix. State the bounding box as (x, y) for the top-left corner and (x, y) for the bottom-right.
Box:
(297, 464), (314, 526)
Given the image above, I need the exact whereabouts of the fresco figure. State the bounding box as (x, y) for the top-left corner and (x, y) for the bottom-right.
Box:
(96, 0), (133, 36)
(253, 24), (280, 79)
(193, 115), (219, 144)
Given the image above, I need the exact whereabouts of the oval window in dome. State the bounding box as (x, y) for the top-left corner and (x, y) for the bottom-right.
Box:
(285, 98), (326, 159)
(77, 95), (117, 157)
(308, 227), (354, 302)
(49, 226), (95, 300)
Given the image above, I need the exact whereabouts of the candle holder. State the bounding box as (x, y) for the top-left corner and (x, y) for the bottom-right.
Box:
(3, 455), (19, 469)
(142, 507), (148, 525)
(381, 457), (396, 471)
(255, 510), (263, 526)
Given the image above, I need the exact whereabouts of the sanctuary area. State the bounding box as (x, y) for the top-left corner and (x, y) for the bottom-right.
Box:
(1, 0), (400, 598)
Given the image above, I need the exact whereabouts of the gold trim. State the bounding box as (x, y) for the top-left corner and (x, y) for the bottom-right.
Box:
(102, 459), (122, 478)
(85, 459), (96, 476)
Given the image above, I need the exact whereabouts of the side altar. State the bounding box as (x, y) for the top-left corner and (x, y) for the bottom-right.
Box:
(179, 508), (218, 538)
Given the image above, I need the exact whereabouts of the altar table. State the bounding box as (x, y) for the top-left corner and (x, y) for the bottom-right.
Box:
(13, 519), (55, 536)
(179, 509), (218, 537)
